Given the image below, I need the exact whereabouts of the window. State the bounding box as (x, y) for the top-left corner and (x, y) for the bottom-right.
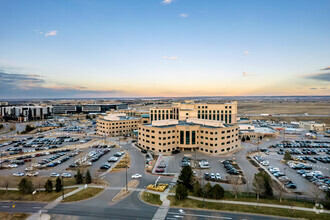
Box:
(180, 131), (184, 144)
(192, 131), (196, 144)
(186, 131), (190, 145)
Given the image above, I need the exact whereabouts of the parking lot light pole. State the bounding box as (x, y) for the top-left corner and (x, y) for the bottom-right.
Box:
(202, 177), (205, 208)
(126, 165), (129, 191)
(62, 176), (64, 200)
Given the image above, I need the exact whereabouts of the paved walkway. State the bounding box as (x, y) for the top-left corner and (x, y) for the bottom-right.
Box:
(26, 186), (85, 220)
(152, 173), (178, 220)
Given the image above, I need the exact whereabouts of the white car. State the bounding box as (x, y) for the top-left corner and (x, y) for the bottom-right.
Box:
(26, 172), (39, 177)
(215, 173), (221, 180)
(8, 164), (18, 168)
(13, 172), (25, 177)
(261, 160), (269, 166)
(25, 167), (34, 171)
(50, 173), (60, 177)
(131, 174), (142, 179)
(61, 173), (72, 178)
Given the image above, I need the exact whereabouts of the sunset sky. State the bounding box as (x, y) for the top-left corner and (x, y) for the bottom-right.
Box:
(0, 0), (329, 98)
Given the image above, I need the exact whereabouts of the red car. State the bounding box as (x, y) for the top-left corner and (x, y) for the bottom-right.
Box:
(155, 168), (165, 173)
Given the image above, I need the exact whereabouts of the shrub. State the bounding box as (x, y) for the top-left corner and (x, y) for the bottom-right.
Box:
(85, 169), (92, 184)
(211, 184), (224, 199)
(193, 181), (203, 197)
(75, 169), (83, 184)
(44, 179), (53, 193)
(55, 177), (62, 192)
(175, 184), (188, 200)
(18, 178), (34, 194)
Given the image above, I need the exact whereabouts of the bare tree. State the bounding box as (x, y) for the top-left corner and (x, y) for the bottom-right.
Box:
(272, 180), (286, 203)
(0, 175), (12, 193)
(252, 174), (265, 201)
(311, 185), (323, 205)
(229, 175), (242, 199)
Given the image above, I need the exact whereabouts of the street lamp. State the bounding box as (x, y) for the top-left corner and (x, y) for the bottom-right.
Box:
(202, 176), (205, 208)
(125, 165), (130, 191)
(62, 176), (64, 200)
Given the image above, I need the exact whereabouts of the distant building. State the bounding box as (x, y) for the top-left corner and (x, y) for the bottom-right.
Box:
(97, 113), (143, 137)
(53, 103), (128, 114)
(0, 106), (53, 122)
(149, 100), (237, 124)
(239, 124), (279, 139)
(299, 121), (326, 132)
(138, 118), (240, 155)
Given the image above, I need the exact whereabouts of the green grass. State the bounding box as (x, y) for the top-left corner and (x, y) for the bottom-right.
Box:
(141, 192), (162, 205)
(0, 188), (78, 202)
(223, 191), (315, 208)
(0, 212), (30, 220)
(62, 187), (104, 202)
(168, 196), (329, 220)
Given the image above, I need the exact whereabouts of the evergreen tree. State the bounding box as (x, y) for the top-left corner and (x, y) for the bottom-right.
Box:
(177, 165), (194, 190)
(193, 181), (203, 197)
(203, 182), (213, 198)
(85, 169), (92, 184)
(18, 178), (34, 194)
(55, 177), (62, 192)
(284, 151), (292, 161)
(44, 179), (53, 193)
(211, 184), (225, 199)
(175, 184), (188, 200)
(75, 169), (83, 184)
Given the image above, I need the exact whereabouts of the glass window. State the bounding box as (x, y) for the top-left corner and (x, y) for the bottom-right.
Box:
(180, 131), (184, 144)
(186, 131), (190, 145)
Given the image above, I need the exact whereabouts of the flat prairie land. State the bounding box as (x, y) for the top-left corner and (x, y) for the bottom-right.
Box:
(238, 101), (330, 115)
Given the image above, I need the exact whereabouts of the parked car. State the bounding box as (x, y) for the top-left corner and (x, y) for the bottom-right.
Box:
(13, 172), (25, 177)
(131, 174), (142, 179)
(26, 172), (39, 177)
(61, 173), (72, 178)
(50, 173), (60, 177)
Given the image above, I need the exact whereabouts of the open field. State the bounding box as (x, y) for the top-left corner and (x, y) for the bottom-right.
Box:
(239, 101), (330, 115)
(0, 188), (77, 202)
(167, 196), (330, 220)
(62, 187), (104, 202)
(0, 212), (30, 220)
(140, 192), (162, 205)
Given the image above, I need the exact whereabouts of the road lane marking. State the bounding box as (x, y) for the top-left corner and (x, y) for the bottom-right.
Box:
(167, 212), (232, 219)
(33, 206), (42, 209)
(1, 206), (9, 208)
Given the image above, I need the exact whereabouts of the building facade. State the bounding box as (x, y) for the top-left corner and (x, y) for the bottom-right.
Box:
(53, 103), (128, 114)
(138, 118), (240, 155)
(97, 113), (142, 137)
(149, 101), (237, 124)
(0, 106), (53, 122)
(299, 121), (326, 132)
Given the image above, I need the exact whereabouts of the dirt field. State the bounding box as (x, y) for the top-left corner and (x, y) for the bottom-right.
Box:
(238, 101), (330, 115)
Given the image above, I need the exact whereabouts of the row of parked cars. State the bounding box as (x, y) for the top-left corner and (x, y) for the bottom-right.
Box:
(287, 161), (329, 192)
(222, 160), (239, 175)
(267, 166), (297, 189)
(100, 151), (125, 170)
(274, 141), (330, 149)
(204, 172), (222, 181)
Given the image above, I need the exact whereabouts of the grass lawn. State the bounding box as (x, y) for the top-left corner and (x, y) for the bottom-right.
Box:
(141, 192), (162, 206)
(0, 188), (78, 202)
(168, 196), (329, 220)
(223, 191), (315, 208)
(0, 212), (30, 220)
(62, 187), (104, 202)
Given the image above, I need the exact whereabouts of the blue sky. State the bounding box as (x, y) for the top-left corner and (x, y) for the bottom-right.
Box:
(0, 0), (329, 98)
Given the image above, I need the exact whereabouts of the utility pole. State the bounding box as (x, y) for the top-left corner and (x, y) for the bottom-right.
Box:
(125, 165), (129, 191)
(202, 177), (205, 208)
(62, 176), (64, 200)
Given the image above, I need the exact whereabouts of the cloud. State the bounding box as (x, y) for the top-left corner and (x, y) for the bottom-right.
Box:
(0, 71), (121, 98)
(179, 13), (189, 18)
(242, 72), (255, 77)
(306, 72), (330, 82)
(161, 0), (174, 5)
(321, 66), (330, 71)
(244, 51), (249, 55)
(163, 56), (178, 60)
(45, 30), (58, 37)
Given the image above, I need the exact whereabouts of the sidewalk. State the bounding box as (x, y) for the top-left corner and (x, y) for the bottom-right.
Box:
(26, 186), (85, 220)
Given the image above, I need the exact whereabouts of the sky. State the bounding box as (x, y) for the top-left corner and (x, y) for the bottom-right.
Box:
(0, 0), (329, 98)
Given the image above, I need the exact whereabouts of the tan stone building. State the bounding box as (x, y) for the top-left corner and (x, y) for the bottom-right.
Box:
(138, 118), (240, 155)
(149, 101), (237, 124)
(97, 113), (141, 137)
(299, 121), (326, 132)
